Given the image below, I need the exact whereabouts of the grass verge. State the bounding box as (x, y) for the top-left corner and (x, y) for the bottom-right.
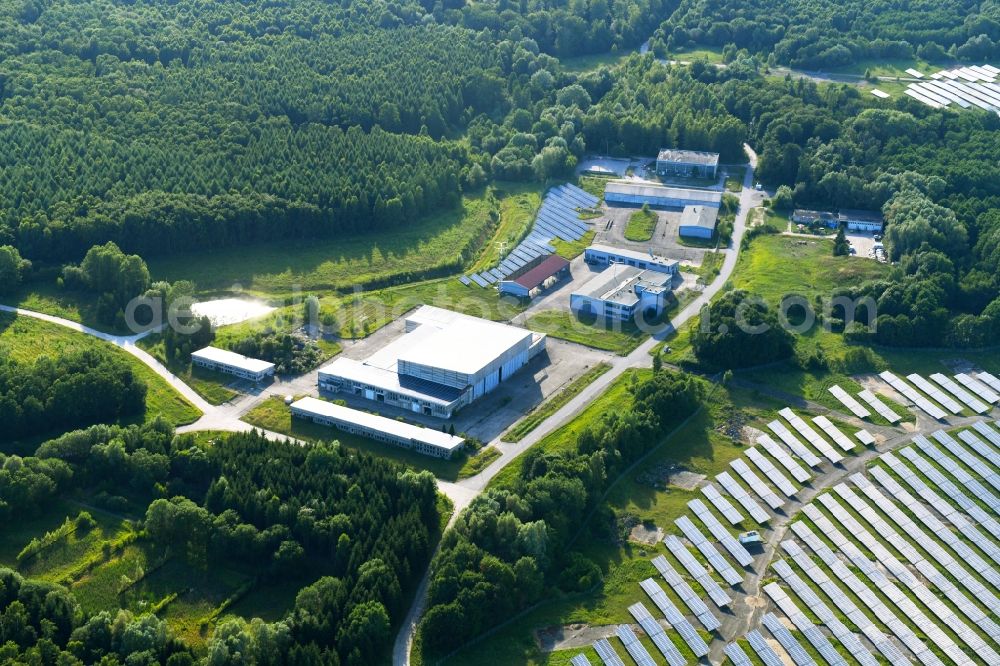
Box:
(623, 208), (658, 242)
(503, 363), (613, 442)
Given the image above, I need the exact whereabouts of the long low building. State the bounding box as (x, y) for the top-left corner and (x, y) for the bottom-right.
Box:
(656, 148), (720, 179)
(791, 208), (883, 233)
(318, 306), (545, 419)
(584, 244), (680, 274)
(604, 181), (722, 209)
(498, 254), (570, 298)
(290, 397), (465, 459)
(191, 346), (274, 382)
(678, 205), (719, 239)
(571, 266), (671, 321)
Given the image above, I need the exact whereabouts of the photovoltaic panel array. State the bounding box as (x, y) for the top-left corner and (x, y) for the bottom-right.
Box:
(628, 603), (685, 666)
(779, 407), (843, 464)
(570, 654), (593, 666)
(854, 429), (875, 446)
(724, 642), (754, 666)
(639, 578), (710, 656)
(779, 539), (908, 665)
(756, 434), (811, 483)
(674, 515), (744, 585)
(745, 629), (786, 666)
(849, 474), (1000, 645)
(592, 638), (626, 666)
(929, 373), (990, 413)
(761, 613), (816, 666)
(745, 447), (799, 497)
(877, 453), (1000, 567)
(770, 560), (879, 666)
(976, 371), (1000, 393)
(972, 419), (1000, 447)
(857, 389), (902, 423)
(807, 497), (979, 665)
(614, 625), (657, 666)
(879, 371), (947, 420)
(810, 416), (856, 452)
(688, 499), (755, 566)
(716, 471), (770, 524)
(767, 420), (822, 468)
(663, 535), (732, 607)
(651, 554), (720, 630)
(955, 373), (1000, 403)
(790, 519), (944, 666)
(828, 384), (870, 418)
(897, 446), (1000, 539)
(923, 432), (1000, 504)
(906, 374), (963, 414)
(955, 430), (1000, 491)
(731, 458), (784, 509)
(762, 583), (846, 666)
(702, 482), (745, 524)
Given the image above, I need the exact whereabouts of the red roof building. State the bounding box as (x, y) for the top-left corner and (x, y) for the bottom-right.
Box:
(499, 254), (570, 297)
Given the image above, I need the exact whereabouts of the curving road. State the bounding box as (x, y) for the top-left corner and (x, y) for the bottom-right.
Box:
(391, 146), (762, 666)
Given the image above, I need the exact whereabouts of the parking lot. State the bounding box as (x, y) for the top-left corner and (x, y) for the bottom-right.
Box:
(593, 205), (715, 264)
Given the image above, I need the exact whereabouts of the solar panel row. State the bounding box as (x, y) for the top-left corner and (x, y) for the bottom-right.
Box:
(651, 554), (720, 630)
(731, 458), (784, 509)
(570, 654), (593, 666)
(906, 374), (962, 414)
(756, 434), (812, 483)
(767, 420), (823, 468)
(857, 389), (902, 423)
(762, 585), (845, 666)
(879, 371), (947, 420)
(976, 372), (1000, 394)
(614, 625), (657, 666)
(929, 373), (989, 413)
(779, 407), (843, 464)
(745, 629), (786, 666)
(663, 535), (732, 607)
(954, 430), (1000, 492)
(810, 416), (857, 453)
(627, 603), (686, 666)
(828, 385), (870, 418)
(701, 483), (746, 525)
(674, 516), (744, 585)
(688, 499), (754, 567)
(744, 447), (799, 497)
(916, 434), (1000, 512)
(724, 641), (754, 666)
(716, 471), (771, 524)
(639, 578), (710, 657)
(955, 373), (1000, 403)
(761, 612), (817, 666)
(593, 637), (626, 666)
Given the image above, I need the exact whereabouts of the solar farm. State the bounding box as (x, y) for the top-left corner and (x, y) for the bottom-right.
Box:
(459, 184), (597, 288)
(566, 366), (1000, 665)
(896, 63), (1000, 113)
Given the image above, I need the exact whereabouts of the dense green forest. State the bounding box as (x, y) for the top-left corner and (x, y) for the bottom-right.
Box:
(653, 0), (1000, 68)
(419, 369), (704, 652)
(1, 423), (442, 664)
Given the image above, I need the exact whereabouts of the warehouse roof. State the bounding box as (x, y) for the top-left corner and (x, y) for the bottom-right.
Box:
(656, 149), (720, 167)
(319, 357), (463, 406)
(604, 181), (723, 205)
(191, 346), (274, 374)
(587, 244), (680, 270)
(291, 397), (466, 452)
(398, 318), (533, 376)
(575, 266), (670, 306)
(679, 205), (719, 230)
(509, 254), (570, 290)
(838, 209), (883, 222)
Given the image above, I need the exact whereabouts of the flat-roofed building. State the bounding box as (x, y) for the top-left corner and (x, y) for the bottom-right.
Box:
(571, 266), (671, 321)
(604, 181), (722, 209)
(656, 149), (720, 179)
(318, 306), (545, 419)
(583, 244), (680, 275)
(191, 346), (274, 382)
(791, 209), (837, 226)
(837, 209), (884, 233)
(290, 397), (465, 458)
(498, 254), (570, 298)
(678, 205), (719, 239)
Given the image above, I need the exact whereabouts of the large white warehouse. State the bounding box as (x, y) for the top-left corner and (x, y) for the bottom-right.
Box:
(318, 306), (545, 419)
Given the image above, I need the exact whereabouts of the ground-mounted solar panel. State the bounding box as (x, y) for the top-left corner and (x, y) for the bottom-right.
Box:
(675, 516), (744, 585)
(628, 603), (686, 666)
(559, 183), (599, 207)
(716, 471), (771, 524)
(757, 435), (811, 483)
(828, 385), (871, 418)
(743, 629), (785, 666)
(550, 188), (588, 209)
(956, 430), (1000, 481)
(763, 582), (847, 666)
(469, 273), (489, 288)
(927, 431), (1000, 498)
(977, 371), (1000, 394)
(702, 483), (746, 525)
(651, 555), (719, 630)
(663, 535), (732, 607)
(730, 458), (784, 509)
(972, 419), (1000, 447)
(745, 447), (799, 497)
(929, 373), (990, 413)
(614, 625), (657, 666)
(879, 371), (948, 420)
(458, 276), (472, 286)
(688, 499), (754, 567)
(904, 87), (944, 108)
(907, 374), (963, 414)
(592, 638), (626, 666)
(955, 373), (1000, 403)
(480, 271), (498, 284)
(898, 446), (1000, 539)
(768, 420), (823, 467)
(762, 613), (816, 666)
(725, 641), (754, 666)
(857, 389), (902, 423)
(533, 216), (575, 241)
(639, 578), (710, 657)
(569, 654), (593, 666)
(810, 416), (856, 453)
(779, 408), (844, 464)
(538, 206), (586, 234)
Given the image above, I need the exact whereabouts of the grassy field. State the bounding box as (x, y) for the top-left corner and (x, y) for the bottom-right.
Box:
(559, 51), (631, 73)
(525, 310), (651, 356)
(148, 188), (506, 298)
(695, 251), (724, 285)
(468, 184), (543, 274)
(441, 377), (789, 665)
(503, 363), (612, 442)
(623, 208), (658, 242)
(554, 230), (596, 260)
(137, 334), (240, 405)
(241, 396), (498, 482)
(0, 313), (201, 446)
(668, 46), (725, 64)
